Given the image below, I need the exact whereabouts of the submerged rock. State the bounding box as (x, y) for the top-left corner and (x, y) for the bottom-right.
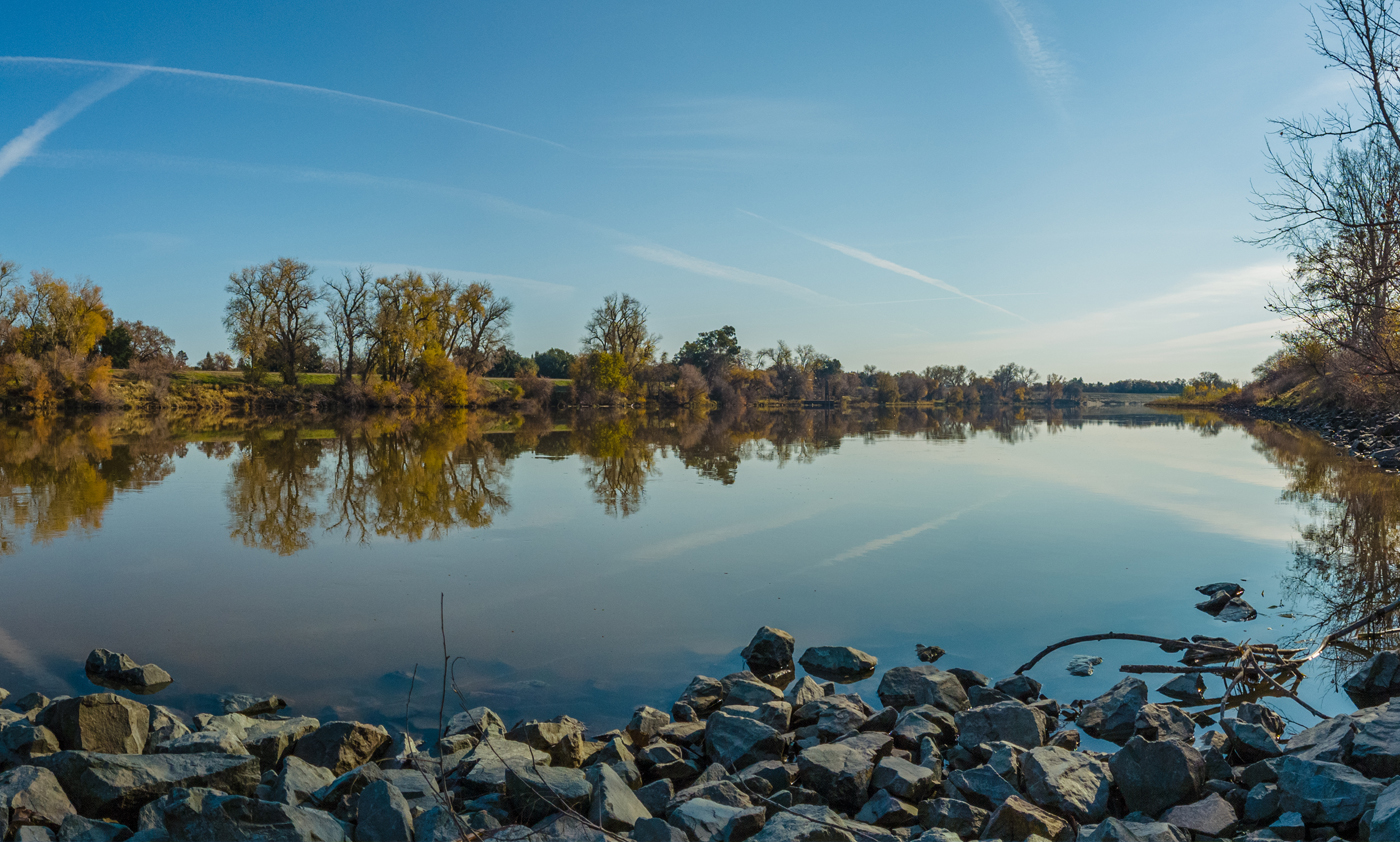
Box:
(1066, 655), (1102, 677)
(1157, 674), (1207, 703)
(83, 650), (171, 694)
(1195, 582), (1244, 597)
(741, 627), (796, 677)
(914, 644), (945, 663)
(1344, 649), (1400, 708)
(797, 647), (877, 683)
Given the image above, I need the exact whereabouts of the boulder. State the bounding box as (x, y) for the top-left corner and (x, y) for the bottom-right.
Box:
(1133, 704), (1194, 744)
(635, 780), (676, 818)
(1159, 792), (1238, 838)
(1157, 674), (1206, 703)
(1081, 818), (1190, 841)
(852, 790), (917, 828)
(890, 707), (953, 752)
(1244, 781), (1281, 824)
(634, 817), (688, 842)
(910, 673), (970, 716)
(954, 701), (1046, 750)
(1066, 656), (1103, 677)
(505, 764), (591, 825)
(311, 763), (386, 815)
(531, 813), (606, 842)
(354, 779), (412, 841)
(144, 707), (189, 750)
(1077, 678), (1148, 745)
(2, 721), (60, 760)
(56, 815), (132, 841)
(1368, 779), (1400, 842)
(680, 677), (726, 718)
(796, 696), (873, 742)
(798, 648), (877, 683)
(1345, 701), (1400, 777)
(1344, 650), (1400, 707)
(992, 675), (1041, 703)
(947, 765), (1017, 811)
(508, 719), (588, 768)
(877, 667), (956, 711)
(749, 804), (854, 842)
(37, 751), (260, 825)
(726, 681), (784, 709)
(869, 756), (936, 803)
(785, 677), (825, 710)
(243, 717), (320, 772)
(669, 797), (746, 842)
(0, 767), (76, 831)
(272, 756), (337, 806)
(217, 694), (288, 716)
(152, 730), (247, 756)
(39, 694), (149, 755)
(415, 806), (468, 842)
(916, 798), (986, 838)
(668, 779), (752, 813)
(979, 794), (1070, 842)
(83, 651), (171, 693)
(1020, 745), (1111, 823)
(15, 694), (50, 714)
(587, 763), (650, 831)
(705, 712), (788, 769)
(445, 706), (505, 740)
(1108, 735), (1204, 817)
(1273, 754), (1383, 825)
(292, 722), (390, 775)
(1228, 720), (1285, 764)
(160, 787), (345, 841)
(628, 707), (672, 745)
(795, 735), (890, 813)
(742, 627), (796, 676)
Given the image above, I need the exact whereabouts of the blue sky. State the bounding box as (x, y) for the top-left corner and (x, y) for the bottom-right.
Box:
(0, 1), (1341, 380)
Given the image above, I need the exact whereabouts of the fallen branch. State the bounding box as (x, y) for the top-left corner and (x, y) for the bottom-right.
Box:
(1015, 633), (1235, 675)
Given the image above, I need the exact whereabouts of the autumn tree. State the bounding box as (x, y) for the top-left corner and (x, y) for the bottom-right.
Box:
(224, 258), (324, 385)
(581, 293), (658, 376)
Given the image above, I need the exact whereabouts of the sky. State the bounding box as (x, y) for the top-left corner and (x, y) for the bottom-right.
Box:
(0, 1), (1350, 381)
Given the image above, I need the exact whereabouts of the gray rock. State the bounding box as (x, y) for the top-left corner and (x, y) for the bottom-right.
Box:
(505, 764), (592, 825)
(747, 805), (851, 842)
(852, 790), (917, 828)
(1238, 703), (1286, 736)
(445, 706), (506, 739)
(15, 693), (50, 714)
(634, 816), (688, 842)
(1020, 745), (1111, 823)
(947, 765), (1017, 811)
(1345, 650), (1400, 707)
(915, 798), (986, 837)
(39, 694), (149, 755)
(798, 648), (877, 683)
(889, 707), (952, 752)
(1108, 735), (1205, 817)
(1367, 779), (1400, 842)
(1077, 678), (1148, 745)
(190, 712), (254, 739)
(979, 794), (1069, 842)
(508, 718), (589, 768)
(292, 722), (390, 776)
(680, 677), (726, 718)
(668, 779), (751, 813)
(1158, 792), (1237, 837)
(1081, 818), (1189, 841)
(1228, 720), (1285, 764)
(35, 750), (260, 825)
(1066, 656), (1102, 677)
(796, 695), (874, 742)
(1273, 754), (1383, 825)
(1268, 811), (1305, 841)
(532, 813), (607, 842)
(635, 779), (675, 817)
(0, 766), (76, 832)
(1284, 712), (1362, 764)
(84, 650), (171, 692)
(588, 762), (651, 831)
(1133, 704), (1194, 744)
(414, 805), (467, 842)
(870, 756), (936, 803)
(629, 707), (673, 745)
(1245, 782), (1281, 824)
(1157, 674), (1206, 703)
(742, 627), (796, 676)
(218, 693), (289, 716)
(876, 667), (953, 711)
(1346, 701), (1400, 777)
(144, 707), (189, 750)
(945, 669), (989, 689)
(1046, 728), (1080, 751)
(785, 677), (825, 710)
(669, 797), (745, 842)
(910, 672), (970, 716)
(705, 711), (788, 769)
(57, 815), (133, 841)
(152, 730), (248, 756)
(993, 675), (1041, 703)
(795, 734), (890, 813)
(161, 787), (345, 841)
(354, 779), (412, 841)
(309, 763), (385, 815)
(273, 756), (337, 806)
(954, 701), (1047, 750)
(16, 828), (57, 841)
(717, 806), (765, 842)
(726, 681), (784, 709)
(243, 716), (321, 772)
(2, 720), (60, 759)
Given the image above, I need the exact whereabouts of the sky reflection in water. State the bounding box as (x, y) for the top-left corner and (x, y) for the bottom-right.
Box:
(0, 407), (1389, 738)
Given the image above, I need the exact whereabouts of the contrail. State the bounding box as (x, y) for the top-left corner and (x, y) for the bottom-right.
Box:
(740, 210), (1026, 320)
(621, 243), (841, 305)
(990, 0), (1071, 108)
(0, 56), (568, 150)
(0, 66), (146, 181)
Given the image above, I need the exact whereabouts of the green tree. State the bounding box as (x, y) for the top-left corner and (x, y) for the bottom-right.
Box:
(677, 326), (743, 375)
(533, 348), (575, 378)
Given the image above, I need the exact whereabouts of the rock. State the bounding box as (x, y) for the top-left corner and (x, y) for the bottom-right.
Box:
(0, 766), (76, 831)
(445, 706), (506, 740)
(705, 711), (788, 769)
(1273, 754), (1383, 825)
(56, 815), (133, 841)
(947, 765), (1017, 810)
(160, 787), (345, 841)
(1077, 678), (1148, 745)
(414, 806), (467, 842)
(191, 712), (254, 738)
(1020, 745), (1111, 823)
(954, 701), (1047, 750)
(726, 681), (784, 708)
(1268, 811), (1305, 841)
(152, 730), (248, 756)
(354, 779), (412, 841)
(15, 694), (50, 714)
(1228, 720), (1285, 763)
(1245, 782), (1281, 823)
(853, 790), (917, 828)
(292, 722), (390, 775)
(890, 707), (953, 752)
(84, 650), (171, 693)
(945, 669), (989, 690)
(785, 678), (825, 710)
(1046, 729), (1080, 751)
(910, 673), (970, 716)
(795, 735), (890, 813)
(1343, 701), (1400, 777)
(1284, 713), (1361, 764)
(669, 779), (751, 814)
(980, 794), (1069, 842)
(680, 677), (726, 718)
(878, 667), (952, 711)
(39, 694), (149, 755)
(914, 645), (944, 664)
(273, 756), (337, 806)
(509, 719), (589, 768)
(16, 829), (56, 842)
(1066, 656), (1102, 677)
(1157, 674), (1206, 703)
(1195, 582), (1243, 597)
(1081, 818), (1189, 841)
(1108, 735), (1205, 817)
(798, 648), (877, 683)
(1195, 592), (1257, 622)
(742, 627), (796, 676)
(532, 813), (607, 842)
(669, 797), (745, 842)
(749, 804), (855, 842)
(870, 757), (936, 803)
(145, 707), (189, 749)
(1133, 704), (1195, 744)
(1238, 702), (1286, 736)
(992, 675), (1040, 703)
(505, 765), (592, 825)
(2, 720), (60, 759)
(587, 763), (650, 831)
(36, 750), (260, 825)
(916, 798), (986, 838)
(797, 695), (874, 742)
(1367, 779), (1400, 842)
(718, 806), (765, 842)
(217, 693), (289, 716)
(635, 780), (676, 817)
(1158, 792), (1238, 837)
(634, 816), (688, 842)
(1344, 650), (1400, 707)
(240, 716), (320, 772)
(627, 706), (672, 743)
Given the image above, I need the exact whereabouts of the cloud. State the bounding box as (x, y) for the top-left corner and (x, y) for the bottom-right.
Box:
(0, 66), (145, 181)
(740, 210), (1025, 319)
(1151, 318), (1298, 351)
(989, 0), (1071, 108)
(820, 495), (1007, 566)
(0, 623), (71, 694)
(631, 507), (824, 562)
(621, 244), (840, 304)
(0, 56), (567, 150)
(614, 96), (843, 169)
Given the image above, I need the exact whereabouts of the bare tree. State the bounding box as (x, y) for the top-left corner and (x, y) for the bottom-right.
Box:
(446, 279), (513, 375)
(581, 293), (658, 375)
(225, 258), (325, 385)
(325, 266), (373, 382)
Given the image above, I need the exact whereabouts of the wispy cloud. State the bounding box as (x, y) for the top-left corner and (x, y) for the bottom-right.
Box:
(621, 244), (840, 304)
(615, 96), (842, 169)
(631, 507), (824, 562)
(0, 66), (145, 182)
(1151, 318), (1297, 352)
(989, 0), (1071, 109)
(741, 210), (1025, 320)
(0, 56), (567, 150)
(820, 495), (1006, 566)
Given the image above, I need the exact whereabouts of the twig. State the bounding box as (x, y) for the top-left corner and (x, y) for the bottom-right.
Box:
(1242, 649), (1329, 720)
(1015, 632), (1234, 674)
(1299, 594), (1400, 663)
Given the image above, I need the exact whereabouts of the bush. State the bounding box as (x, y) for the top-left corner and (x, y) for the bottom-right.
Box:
(413, 345), (476, 406)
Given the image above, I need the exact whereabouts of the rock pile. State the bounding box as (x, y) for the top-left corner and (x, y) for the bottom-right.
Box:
(6, 629), (1400, 840)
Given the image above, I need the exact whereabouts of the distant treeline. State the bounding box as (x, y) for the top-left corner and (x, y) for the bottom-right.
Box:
(1077, 379), (1187, 394)
(0, 253), (1205, 411)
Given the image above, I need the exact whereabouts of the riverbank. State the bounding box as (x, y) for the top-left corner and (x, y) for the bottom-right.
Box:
(2, 627), (1396, 841)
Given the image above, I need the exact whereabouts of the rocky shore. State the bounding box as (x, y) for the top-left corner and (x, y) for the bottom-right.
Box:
(2, 628), (1398, 842)
(1225, 404), (1400, 471)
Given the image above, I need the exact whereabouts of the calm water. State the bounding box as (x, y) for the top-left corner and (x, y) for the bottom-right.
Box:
(0, 406), (1390, 739)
